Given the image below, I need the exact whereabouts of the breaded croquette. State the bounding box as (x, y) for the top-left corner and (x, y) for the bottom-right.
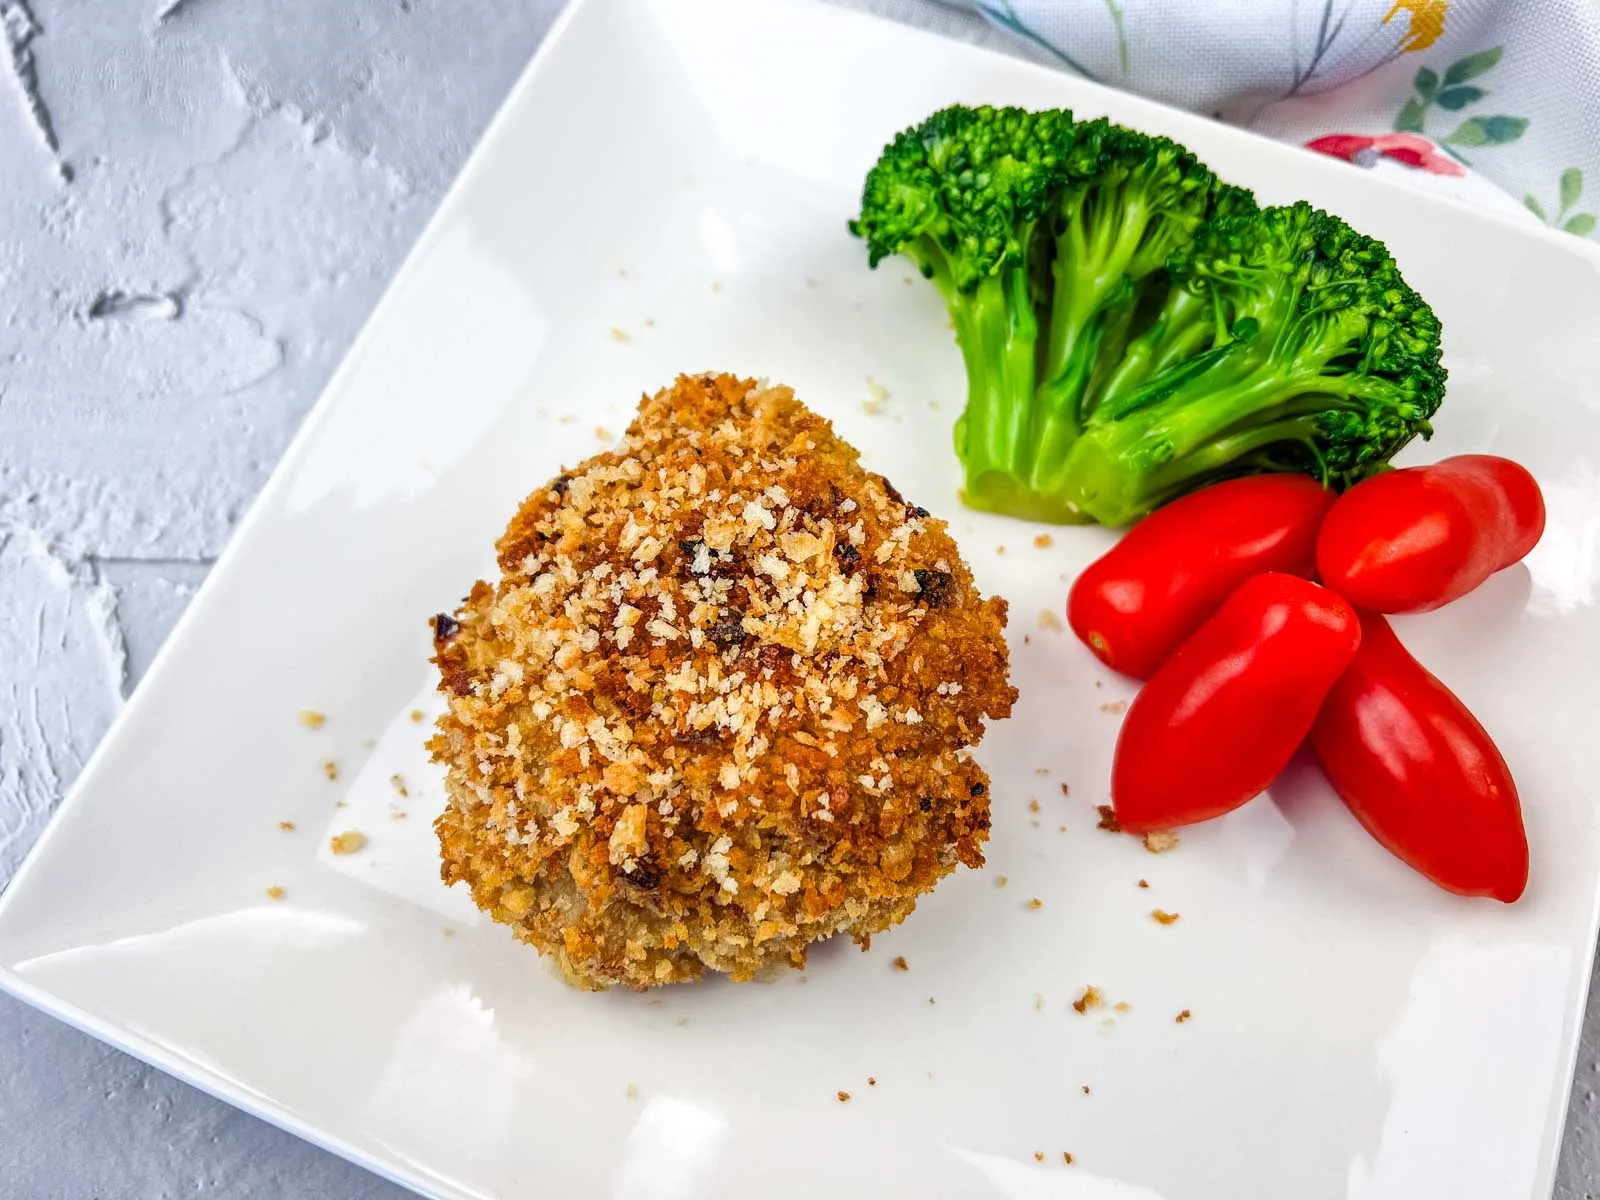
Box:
(430, 373), (1015, 989)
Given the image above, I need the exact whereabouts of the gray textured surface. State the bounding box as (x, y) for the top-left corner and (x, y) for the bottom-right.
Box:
(0, 1), (1596, 1196)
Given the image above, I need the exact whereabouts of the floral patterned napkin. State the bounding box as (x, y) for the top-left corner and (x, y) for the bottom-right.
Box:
(969, 0), (1600, 240)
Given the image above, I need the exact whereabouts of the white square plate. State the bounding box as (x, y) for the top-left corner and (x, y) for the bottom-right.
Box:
(6, 1), (1600, 1196)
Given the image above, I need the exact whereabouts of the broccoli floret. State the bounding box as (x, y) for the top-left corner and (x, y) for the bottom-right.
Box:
(852, 110), (1445, 526)
(850, 104), (1075, 520)
(1025, 122), (1251, 502)
(1051, 201), (1445, 525)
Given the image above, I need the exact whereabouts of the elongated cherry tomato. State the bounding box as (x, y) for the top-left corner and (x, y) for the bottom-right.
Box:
(1316, 455), (1545, 613)
(1309, 611), (1528, 902)
(1068, 476), (1335, 680)
(1112, 573), (1360, 832)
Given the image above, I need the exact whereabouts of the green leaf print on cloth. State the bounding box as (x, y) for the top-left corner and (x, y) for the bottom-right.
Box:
(1526, 169), (1598, 237)
(1394, 45), (1526, 165)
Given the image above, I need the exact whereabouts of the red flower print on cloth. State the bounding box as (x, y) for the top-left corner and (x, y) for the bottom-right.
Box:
(1306, 132), (1464, 176)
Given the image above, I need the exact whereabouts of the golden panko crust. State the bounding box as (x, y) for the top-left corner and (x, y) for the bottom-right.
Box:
(429, 373), (1016, 989)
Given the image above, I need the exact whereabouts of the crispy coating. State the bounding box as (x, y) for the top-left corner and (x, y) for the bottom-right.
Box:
(430, 374), (1016, 989)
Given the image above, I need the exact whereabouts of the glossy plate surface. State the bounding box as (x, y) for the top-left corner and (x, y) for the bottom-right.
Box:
(5, 1), (1600, 1196)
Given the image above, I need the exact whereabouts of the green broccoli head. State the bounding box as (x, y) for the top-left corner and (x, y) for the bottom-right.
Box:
(850, 106), (1446, 528)
(850, 104), (1073, 291)
(1055, 201), (1445, 523)
(1057, 120), (1226, 280)
(1179, 200), (1445, 472)
(1033, 122), (1251, 459)
(851, 105), (1082, 521)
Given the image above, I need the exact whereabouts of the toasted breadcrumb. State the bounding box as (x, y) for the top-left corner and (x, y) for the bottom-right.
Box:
(610, 327), (630, 343)
(1059, 783), (1070, 796)
(265, 886), (285, 901)
(1095, 805), (1121, 833)
(1027, 798), (1040, 814)
(278, 821), (296, 831)
(330, 830), (367, 855)
(1143, 831), (1180, 854)
(837, 1091), (851, 1103)
(1063, 1152), (1075, 1164)
(1037, 610), (1064, 632)
(1114, 1001), (1133, 1013)
(410, 709), (425, 722)
(321, 759), (339, 781)
(862, 376), (890, 415)
(1099, 699), (1128, 715)
(1176, 1008), (1192, 1024)
(1026, 897), (1043, 910)
(1152, 909), (1181, 925)
(893, 956), (909, 971)
(390, 774), (409, 797)
(1032, 534), (1053, 549)
(867, 1076), (877, 1086)
(429, 374), (1015, 990)
(595, 426), (613, 443)
(1073, 985), (1103, 1014)
(1081, 1085), (1091, 1095)
(995, 875), (1009, 888)
(1034, 1152), (1045, 1163)
(1137, 878), (1150, 888)
(298, 710), (326, 729)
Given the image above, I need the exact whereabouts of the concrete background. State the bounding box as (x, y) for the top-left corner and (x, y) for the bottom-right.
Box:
(1, 0), (1595, 1195)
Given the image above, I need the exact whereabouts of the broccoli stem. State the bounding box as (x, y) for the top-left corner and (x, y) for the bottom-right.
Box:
(1089, 284), (1214, 417)
(1056, 359), (1370, 525)
(947, 264), (1039, 484)
(934, 249), (1096, 524)
(1036, 191), (1151, 426)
